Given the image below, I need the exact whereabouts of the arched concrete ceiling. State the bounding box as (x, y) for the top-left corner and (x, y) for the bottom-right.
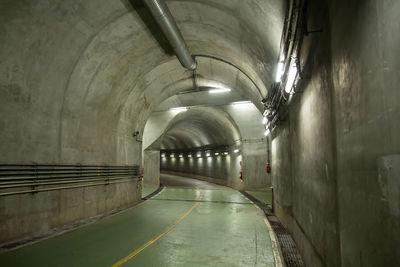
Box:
(161, 116), (239, 150)
(143, 95), (266, 153)
(145, 107), (241, 150)
(0, 0), (284, 164)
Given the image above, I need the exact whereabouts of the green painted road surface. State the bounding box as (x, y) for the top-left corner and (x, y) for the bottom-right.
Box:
(245, 190), (272, 205)
(0, 177), (276, 267)
(160, 174), (228, 190)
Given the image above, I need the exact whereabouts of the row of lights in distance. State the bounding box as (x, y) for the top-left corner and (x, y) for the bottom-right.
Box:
(162, 149), (240, 158)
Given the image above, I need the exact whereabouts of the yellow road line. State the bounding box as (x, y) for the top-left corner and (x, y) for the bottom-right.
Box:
(111, 188), (204, 267)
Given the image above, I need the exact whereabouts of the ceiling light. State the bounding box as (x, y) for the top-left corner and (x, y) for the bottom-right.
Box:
(170, 154), (175, 158)
(232, 101), (251, 105)
(224, 152), (229, 155)
(171, 107), (188, 112)
(197, 153), (202, 158)
(161, 154), (165, 158)
(285, 65), (298, 94)
(234, 149), (239, 153)
(206, 152), (210, 157)
(179, 154), (183, 158)
(209, 88), (231, 94)
(215, 152), (219, 156)
(188, 154), (192, 158)
(276, 62), (285, 83)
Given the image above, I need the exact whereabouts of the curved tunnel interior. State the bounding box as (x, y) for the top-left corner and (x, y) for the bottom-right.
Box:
(1, 0), (400, 266)
(161, 114), (239, 150)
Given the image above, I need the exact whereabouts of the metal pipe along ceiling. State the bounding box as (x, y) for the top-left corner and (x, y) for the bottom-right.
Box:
(144, 0), (197, 71)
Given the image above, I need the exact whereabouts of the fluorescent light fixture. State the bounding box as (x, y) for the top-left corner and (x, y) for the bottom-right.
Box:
(188, 154), (192, 158)
(161, 153), (165, 158)
(232, 101), (251, 105)
(171, 107), (188, 112)
(179, 154), (183, 158)
(264, 128), (270, 136)
(209, 88), (231, 94)
(276, 62), (285, 83)
(234, 149), (239, 153)
(206, 152), (210, 157)
(197, 153), (202, 158)
(215, 152), (219, 156)
(262, 116), (268, 125)
(224, 152), (229, 155)
(170, 154), (175, 158)
(285, 65), (298, 93)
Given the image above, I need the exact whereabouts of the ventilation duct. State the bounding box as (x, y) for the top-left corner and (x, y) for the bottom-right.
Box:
(143, 0), (197, 70)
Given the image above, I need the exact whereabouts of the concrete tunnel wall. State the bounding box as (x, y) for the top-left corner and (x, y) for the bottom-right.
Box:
(271, 1), (400, 267)
(0, 0), (283, 247)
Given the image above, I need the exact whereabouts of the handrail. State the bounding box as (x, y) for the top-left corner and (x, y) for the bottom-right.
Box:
(0, 163), (141, 197)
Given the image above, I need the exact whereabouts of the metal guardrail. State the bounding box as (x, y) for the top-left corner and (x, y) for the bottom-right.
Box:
(0, 163), (141, 197)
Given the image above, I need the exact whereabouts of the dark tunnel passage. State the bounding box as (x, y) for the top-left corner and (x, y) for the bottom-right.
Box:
(0, 0), (399, 266)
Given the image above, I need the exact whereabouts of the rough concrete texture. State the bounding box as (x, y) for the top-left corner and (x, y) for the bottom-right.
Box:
(272, 0), (400, 266)
(0, 180), (141, 247)
(143, 150), (160, 188)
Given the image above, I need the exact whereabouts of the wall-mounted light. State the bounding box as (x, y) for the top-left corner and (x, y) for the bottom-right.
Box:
(224, 152), (229, 155)
(276, 62), (285, 83)
(170, 154), (175, 158)
(215, 152), (219, 156)
(233, 149), (239, 153)
(209, 88), (231, 94)
(161, 153), (166, 158)
(188, 154), (192, 158)
(197, 153), (202, 158)
(179, 154), (183, 158)
(285, 65), (298, 94)
(206, 152), (210, 157)
(262, 116), (268, 125)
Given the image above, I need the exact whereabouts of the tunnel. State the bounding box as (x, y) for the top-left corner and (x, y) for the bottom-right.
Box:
(0, 0), (399, 266)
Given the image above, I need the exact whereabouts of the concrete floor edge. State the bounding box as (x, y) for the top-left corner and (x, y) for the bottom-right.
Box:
(239, 190), (305, 267)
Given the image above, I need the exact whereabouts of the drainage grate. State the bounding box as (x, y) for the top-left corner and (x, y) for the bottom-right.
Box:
(240, 191), (305, 267)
